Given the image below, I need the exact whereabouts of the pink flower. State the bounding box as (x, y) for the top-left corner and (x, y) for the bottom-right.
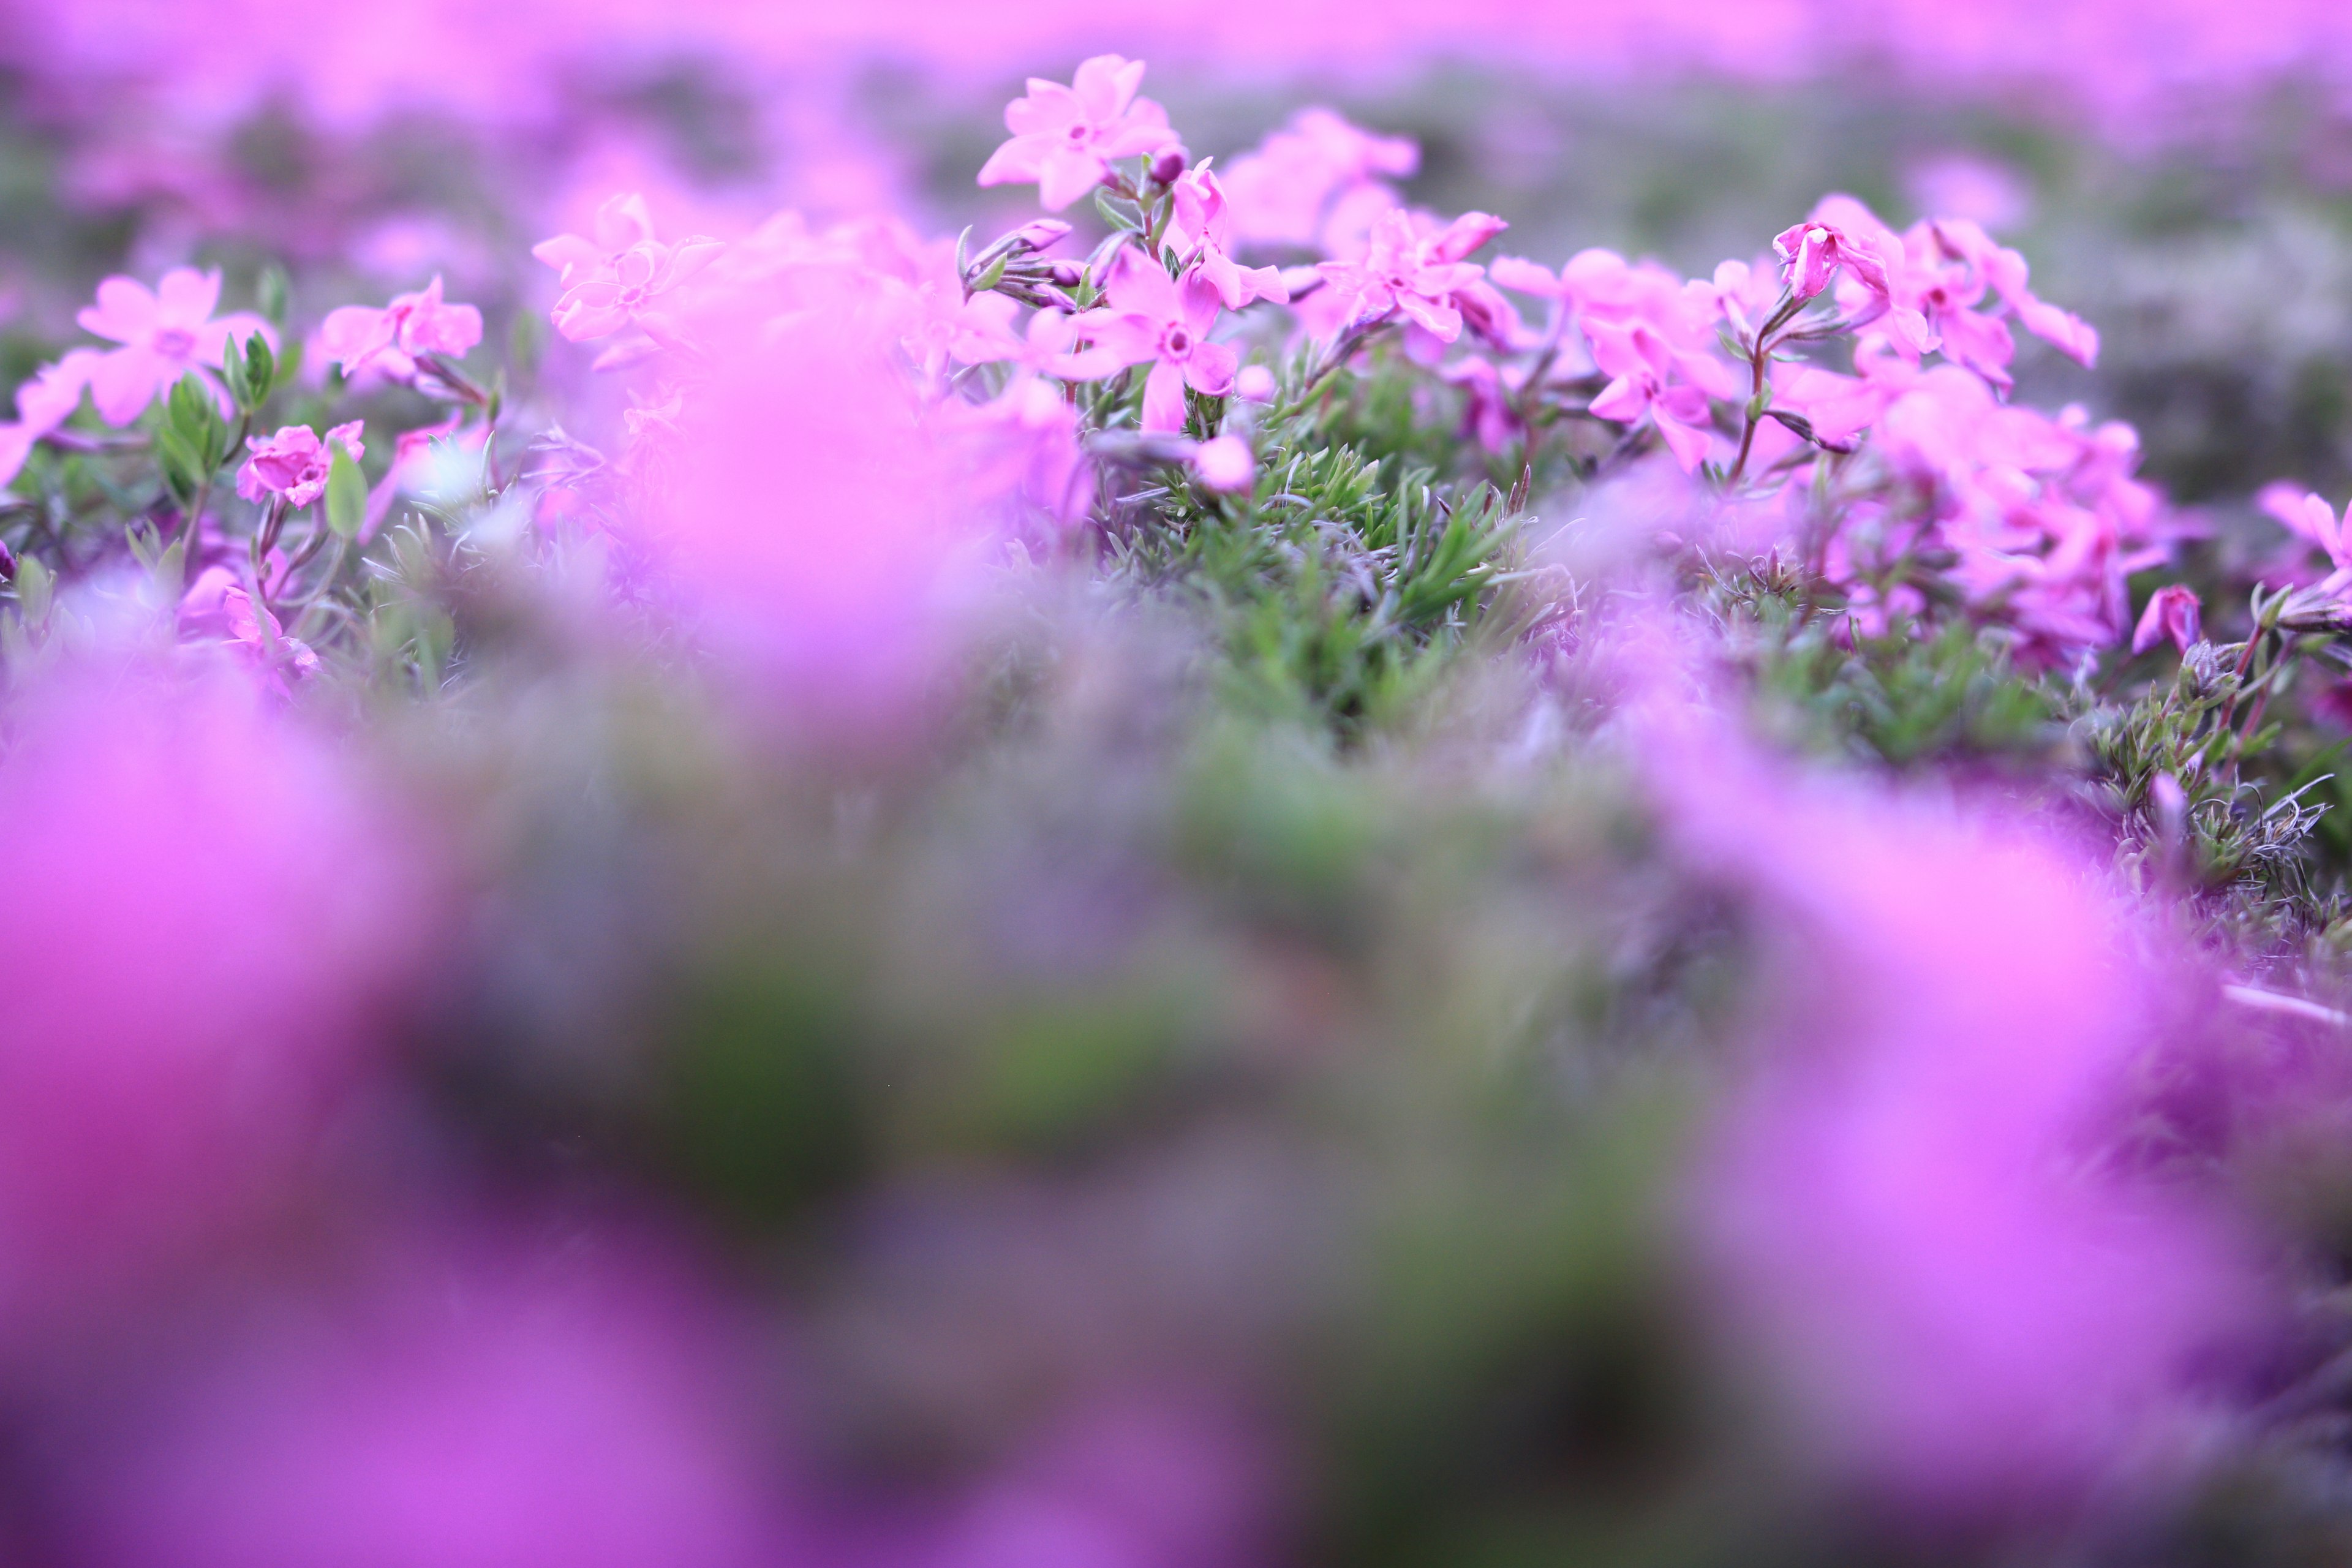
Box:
(1063, 247), (1237, 435)
(222, 585), (320, 688)
(2132, 584), (2202, 655)
(1164, 166), (1289, 309)
(976, 55), (1180, 213)
(2257, 483), (2352, 598)
(532, 194), (723, 345)
(75, 268), (274, 426)
(1439, 355), (1529, 454)
(1232, 364), (1277, 403)
(1312, 208), (1509, 344)
(1190, 434), (1255, 493)
(1774, 219), (1892, 301)
(0, 658), (424, 1346)
(1587, 319), (1741, 473)
(0, 349), (101, 488)
(938, 375), (1093, 530)
(1219, 108), (1418, 255)
(72, 1232), (782, 1568)
(317, 275), (483, 382)
(236, 421), (364, 508)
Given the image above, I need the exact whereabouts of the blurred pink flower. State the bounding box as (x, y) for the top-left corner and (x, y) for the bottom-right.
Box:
(1063, 247), (1235, 434)
(2257, 483), (2352, 596)
(1219, 107), (1418, 255)
(1312, 208), (1508, 344)
(2132, 583), (2202, 655)
(1647, 714), (2264, 1514)
(0, 659), (423, 1344)
(532, 194), (723, 345)
(75, 1234), (784, 1568)
(75, 267), (273, 425)
(236, 420), (364, 508)
(222, 585), (322, 688)
(1190, 434), (1255, 493)
(976, 55), (1179, 213)
(0, 348), (100, 488)
(318, 274), (484, 381)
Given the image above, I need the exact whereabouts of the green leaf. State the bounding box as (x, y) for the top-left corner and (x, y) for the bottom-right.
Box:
(256, 263), (290, 325)
(15, 556), (53, 623)
(325, 440), (368, 539)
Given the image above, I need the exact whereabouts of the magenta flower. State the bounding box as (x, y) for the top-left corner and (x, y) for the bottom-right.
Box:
(74, 1233), (782, 1568)
(2132, 584), (2202, 655)
(0, 658), (424, 1348)
(1586, 318), (1740, 473)
(1063, 246), (1237, 435)
(1190, 434), (1256, 493)
(1773, 219), (1893, 302)
(318, 275), (483, 381)
(532, 194), (723, 345)
(236, 420), (364, 508)
(976, 55), (1180, 213)
(1313, 208), (1508, 343)
(75, 268), (274, 426)
(222, 585), (321, 689)
(0, 348), (101, 488)
(1220, 107), (1419, 254)
(1165, 167), (1289, 309)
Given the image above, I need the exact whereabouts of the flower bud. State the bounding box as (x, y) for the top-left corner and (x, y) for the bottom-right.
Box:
(1011, 219), (1073, 255)
(1233, 366), (1277, 404)
(1148, 148), (1189, 186)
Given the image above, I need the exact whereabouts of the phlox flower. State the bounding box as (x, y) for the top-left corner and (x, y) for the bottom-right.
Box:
(938, 374), (1093, 530)
(0, 347), (102, 488)
(2132, 584), (2202, 655)
(70, 1232), (782, 1568)
(1439, 356), (1529, 454)
(0, 658), (424, 1346)
(317, 275), (483, 382)
(1165, 166), (1289, 309)
(1774, 201), (1937, 354)
(222, 585), (321, 690)
(1190, 433), (1255, 493)
(2256, 483), (2352, 597)
(1311, 208), (1509, 344)
(1219, 107), (1419, 255)
(1646, 712), (2264, 1515)
(532, 194), (723, 345)
(1929, 217), (2100, 368)
(1587, 318), (1742, 473)
(1062, 246), (1237, 435)
(976, 55), (1178, 213)
(236, 420), (364, 508)
(75, 268), (274, 426)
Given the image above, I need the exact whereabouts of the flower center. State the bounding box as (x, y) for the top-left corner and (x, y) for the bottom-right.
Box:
(1161, 325), (1193, 359)
(153, 326), (196, 358)
(1065, 120), (1096, 145)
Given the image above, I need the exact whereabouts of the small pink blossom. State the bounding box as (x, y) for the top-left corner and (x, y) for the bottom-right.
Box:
(1164, 166), (1289, 309)
(2132, 584), (2202, 655)
(1587, 319), (1741, 473)
(1190, 434), (1255, 493)
(1063, 247), (1237, 435)
(976, 55), (1180, 213)
(532, 194), (723, 345)
(1220, 108), (1418, 255)
(222, 585), (321, 688)
(236, 421), (364, 509)
(75, 268), (274, 426)
(317, 275), (483, 382)
(0, 349), (101, 488)
(1312, 208), (1509, 344)
(2257, 483), (2352, 597)
(1233, 364), (1278, 402)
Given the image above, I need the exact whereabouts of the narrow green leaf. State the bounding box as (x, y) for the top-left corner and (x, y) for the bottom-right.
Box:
(325, 440), (368, 539)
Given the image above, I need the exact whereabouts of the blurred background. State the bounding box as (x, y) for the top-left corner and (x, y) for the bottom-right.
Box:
(7, 4), (2352, 1566)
